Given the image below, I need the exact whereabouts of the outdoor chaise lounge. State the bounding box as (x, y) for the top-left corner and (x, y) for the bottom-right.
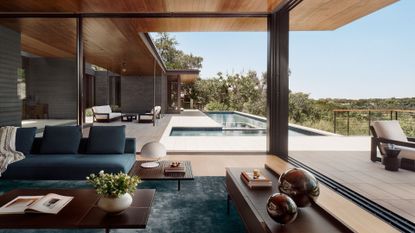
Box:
(92, 105), (122, 122)
(139, 106), (161, 123)
(370, 120), (415, 170)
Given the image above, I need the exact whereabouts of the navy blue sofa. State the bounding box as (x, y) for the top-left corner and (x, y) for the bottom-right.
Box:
(1, 137), (136, 180)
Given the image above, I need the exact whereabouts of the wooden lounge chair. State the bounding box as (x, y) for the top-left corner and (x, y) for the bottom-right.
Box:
(139, 106), (161, 123)
(91, 105), (122, 122)
(370, 120), (415, 170)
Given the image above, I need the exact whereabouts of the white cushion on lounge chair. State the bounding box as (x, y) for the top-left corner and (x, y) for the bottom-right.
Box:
(93, 105), (112, 114)
(140, 115), (153, 120)
(395, 146), (415, 160)
(372, 121), (407, 142)
(109, 113), (122, 119)
(372, 121), (408, 154)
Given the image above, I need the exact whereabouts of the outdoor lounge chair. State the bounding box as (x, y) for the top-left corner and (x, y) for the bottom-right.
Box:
(370, 120), (415, 170)
(91, 105), (122, 122)
(139, 106), (161, 123)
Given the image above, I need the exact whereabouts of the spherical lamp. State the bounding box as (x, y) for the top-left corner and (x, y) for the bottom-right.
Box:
(140, 142), (166, 168)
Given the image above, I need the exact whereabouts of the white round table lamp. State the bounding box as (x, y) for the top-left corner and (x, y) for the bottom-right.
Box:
(140, 142), (167, 168)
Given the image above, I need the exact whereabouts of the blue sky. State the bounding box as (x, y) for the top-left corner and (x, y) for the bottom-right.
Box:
(170, 0), (414, 99)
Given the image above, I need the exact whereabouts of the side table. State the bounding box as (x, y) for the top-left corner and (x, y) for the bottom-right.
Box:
(384, 148), (400, 171)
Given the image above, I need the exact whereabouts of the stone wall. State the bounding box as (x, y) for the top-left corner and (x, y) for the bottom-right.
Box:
(120, 75), (167, 113)
(25, 58), (77, 119)
(0, 26), (21, 126)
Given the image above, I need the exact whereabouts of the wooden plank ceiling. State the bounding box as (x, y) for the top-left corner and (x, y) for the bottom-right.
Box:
(0, 18), (160, 76)
(0, 0), (398, 75)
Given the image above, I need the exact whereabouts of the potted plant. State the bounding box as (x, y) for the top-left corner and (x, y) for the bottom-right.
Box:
(87, 170), (141, 214)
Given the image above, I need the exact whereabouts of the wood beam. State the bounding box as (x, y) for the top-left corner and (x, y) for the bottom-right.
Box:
(267, 6), (289, 158)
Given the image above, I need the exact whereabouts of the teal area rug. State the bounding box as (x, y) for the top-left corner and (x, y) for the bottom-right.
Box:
(0, 177), (245, 233)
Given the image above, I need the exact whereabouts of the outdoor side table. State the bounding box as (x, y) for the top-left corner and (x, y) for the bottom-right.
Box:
(384, 148), (400, 171)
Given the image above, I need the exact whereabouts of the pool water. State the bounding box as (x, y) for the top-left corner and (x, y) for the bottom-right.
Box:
(170, 112), (322, 136)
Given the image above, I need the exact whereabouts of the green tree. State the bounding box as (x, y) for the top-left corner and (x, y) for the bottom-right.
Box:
(153, 33), (203, 69)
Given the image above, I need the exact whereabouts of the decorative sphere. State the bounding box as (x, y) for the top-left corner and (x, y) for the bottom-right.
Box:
(266, 193), (298, 224)
(278, 168), (320, 207)
(141, 142), (166, 159)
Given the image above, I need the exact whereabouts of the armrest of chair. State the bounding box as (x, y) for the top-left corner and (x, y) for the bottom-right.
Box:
(139, 113), (154, 117)
(377, 137), (415, 148)
(408, 137), (415, 142)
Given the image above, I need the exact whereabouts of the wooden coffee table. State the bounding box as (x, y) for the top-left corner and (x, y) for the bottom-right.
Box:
(129, 160), (194, 191)
(0, 188), (155, 233)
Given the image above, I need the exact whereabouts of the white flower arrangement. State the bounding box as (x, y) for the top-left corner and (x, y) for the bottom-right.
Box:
(86, 170), (141, 198)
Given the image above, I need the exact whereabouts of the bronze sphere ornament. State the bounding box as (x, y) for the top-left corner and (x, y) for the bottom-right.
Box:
(266, 193), (298, 224)
(278, 168), (320, 207)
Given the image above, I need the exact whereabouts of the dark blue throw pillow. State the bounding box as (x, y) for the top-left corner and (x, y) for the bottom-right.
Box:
(87, 126), (126, 154)
(16, 127), (37, 155)
(40, 126), (82, 154)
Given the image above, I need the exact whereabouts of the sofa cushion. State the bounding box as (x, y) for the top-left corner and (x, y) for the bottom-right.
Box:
(87, 126), (126, 154)
(1, 153), (135, 180)
(40, 126), (82, 154)
(15, 127), (37, 155)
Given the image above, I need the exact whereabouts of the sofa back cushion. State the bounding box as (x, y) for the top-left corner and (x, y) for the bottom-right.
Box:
(86, 126), (126, 154)
(40, 126), (82, 154)
(16, 127), (37, 155)
(92, 105), (112, 114)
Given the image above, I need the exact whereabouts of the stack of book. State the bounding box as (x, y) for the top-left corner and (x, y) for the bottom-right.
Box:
(240, 171), (272, 189)
(164, 162), (185, 174)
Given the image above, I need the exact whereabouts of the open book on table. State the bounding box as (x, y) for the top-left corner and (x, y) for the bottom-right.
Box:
(0, 193), (73, 215)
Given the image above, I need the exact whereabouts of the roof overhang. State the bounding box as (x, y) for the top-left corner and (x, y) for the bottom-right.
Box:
(0, 0), (398, 31)
(166, 69), (200, 84)
(0, 0), (399, 76)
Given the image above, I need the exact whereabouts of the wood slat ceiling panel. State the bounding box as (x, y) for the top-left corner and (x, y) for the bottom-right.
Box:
(133, 18), (266, 32)
(0, 18), (159, 76)
(290, 0), (398, 31)
(0, 0), (398, 31)
(0, 0), (283, 13)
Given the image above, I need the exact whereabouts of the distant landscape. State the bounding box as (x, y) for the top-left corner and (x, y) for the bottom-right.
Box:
(154, 33), (415, 136)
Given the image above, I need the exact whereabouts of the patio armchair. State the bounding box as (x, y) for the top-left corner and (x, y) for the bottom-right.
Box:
(91, 105), (122, 122)
(139, 106), (161, 123)
(370, 120), (415, 170)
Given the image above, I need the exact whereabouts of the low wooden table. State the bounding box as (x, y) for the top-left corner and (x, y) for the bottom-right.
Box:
(129, 161), (194, 191)
(0, 189), (155, 233)
(226, 167), (352, 233)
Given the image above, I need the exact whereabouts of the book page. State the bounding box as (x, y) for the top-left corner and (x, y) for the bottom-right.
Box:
(29, 193), (73, 214)
(0, 196), (43, 214)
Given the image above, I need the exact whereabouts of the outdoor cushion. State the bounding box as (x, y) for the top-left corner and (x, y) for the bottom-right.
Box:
(372, 121), (408, 154)
(93, 105), (112, 114)
(1, 153), (135, 180)
(15, 127), (37, 155)
(40, 126), (82, 154)
(109, 113), (122, 118)
(87, 126), (126, 154)
(395, 146), (415, 160)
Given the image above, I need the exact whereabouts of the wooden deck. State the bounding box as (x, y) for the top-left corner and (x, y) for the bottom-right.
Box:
(290, 151), (415, 223)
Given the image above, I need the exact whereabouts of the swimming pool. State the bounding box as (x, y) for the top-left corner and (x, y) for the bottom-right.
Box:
(170, 111), (323, 136)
